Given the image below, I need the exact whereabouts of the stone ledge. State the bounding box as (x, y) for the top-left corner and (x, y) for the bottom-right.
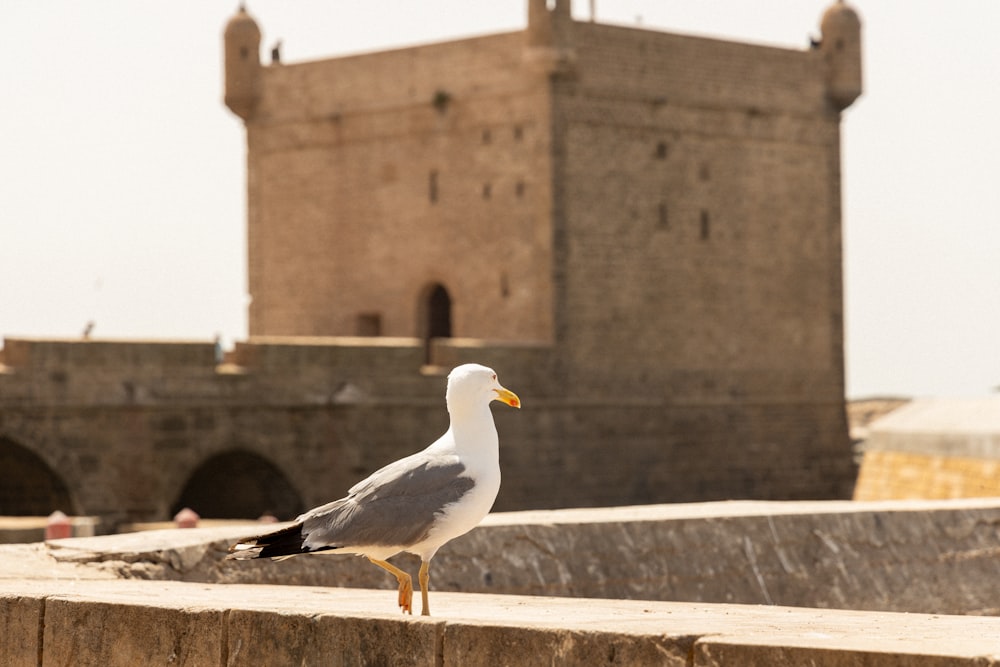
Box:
(2, 579), (1000, 666)
(31, 499), (1000, 616)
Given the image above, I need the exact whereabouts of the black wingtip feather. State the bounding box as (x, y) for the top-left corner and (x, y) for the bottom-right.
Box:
(228, 522), (311, 560)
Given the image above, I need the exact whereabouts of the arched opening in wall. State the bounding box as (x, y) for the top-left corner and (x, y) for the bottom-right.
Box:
(171, 450), (304, 521)
(420, 283), (452, 364)
(0, 438), (74, 515)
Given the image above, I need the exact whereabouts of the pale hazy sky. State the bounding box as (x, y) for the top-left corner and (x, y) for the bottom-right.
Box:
(2, 2), (998, 399)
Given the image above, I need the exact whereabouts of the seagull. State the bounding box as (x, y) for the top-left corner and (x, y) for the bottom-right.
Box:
(227, 363), (520, 616)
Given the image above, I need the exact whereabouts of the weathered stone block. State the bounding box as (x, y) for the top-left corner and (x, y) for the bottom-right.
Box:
(694, 639), (1000, 667)
(442, 623), (693, 667)
(226, 609), (439, 666)
(41, 597), (222, 666)
(0, 593), (41, 667)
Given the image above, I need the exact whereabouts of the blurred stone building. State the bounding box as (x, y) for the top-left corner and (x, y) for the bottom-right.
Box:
(0, 0), (862, 527)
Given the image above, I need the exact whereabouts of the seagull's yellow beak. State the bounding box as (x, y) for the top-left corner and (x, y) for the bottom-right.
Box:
(493, 387), (521, 409)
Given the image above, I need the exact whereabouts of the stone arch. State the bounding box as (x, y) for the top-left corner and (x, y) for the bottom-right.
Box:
(171, 450), (305, 521)
(0, 437), (75, 515)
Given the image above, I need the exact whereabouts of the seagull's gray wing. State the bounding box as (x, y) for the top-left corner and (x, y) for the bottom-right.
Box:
(298, 450), (474, 550)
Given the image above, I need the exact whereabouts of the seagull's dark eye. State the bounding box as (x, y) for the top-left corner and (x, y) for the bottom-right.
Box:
(491, 374), (497, 381)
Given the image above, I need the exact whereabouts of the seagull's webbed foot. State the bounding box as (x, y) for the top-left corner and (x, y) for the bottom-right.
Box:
(368, 558), (414, 614)
(397, 575), (414, 614)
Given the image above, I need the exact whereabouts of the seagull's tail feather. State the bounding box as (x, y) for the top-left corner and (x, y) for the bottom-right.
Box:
(227, 522), (316, 561)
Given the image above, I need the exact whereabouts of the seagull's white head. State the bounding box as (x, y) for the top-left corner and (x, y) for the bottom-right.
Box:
(445, 363), (520, 416)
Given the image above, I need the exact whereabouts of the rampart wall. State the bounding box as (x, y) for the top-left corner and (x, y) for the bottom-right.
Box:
(0, 337), (853, 528)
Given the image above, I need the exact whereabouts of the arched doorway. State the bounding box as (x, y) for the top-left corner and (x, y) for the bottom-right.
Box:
(171, 450), (304, 520)
(421, 283), (452, 364)
(427, 284), (452, 339)
(0, 437), (74, 515)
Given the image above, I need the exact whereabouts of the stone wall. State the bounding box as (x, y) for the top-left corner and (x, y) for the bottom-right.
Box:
(6, 579), (1000, 667)
(854, 397), (1000, 500)
(37, 499), (999, 617)
(0, 337), (855, 527)
(550, 23), (845, 398)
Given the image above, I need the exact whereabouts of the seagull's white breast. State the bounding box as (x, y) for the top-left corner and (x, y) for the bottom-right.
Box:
(408, 414), (501, 560)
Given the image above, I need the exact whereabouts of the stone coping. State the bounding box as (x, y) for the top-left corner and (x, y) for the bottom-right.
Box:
(478, 498), (1000, 524)
(2, 578), (1000, 666)
(3, 498), (997, 618)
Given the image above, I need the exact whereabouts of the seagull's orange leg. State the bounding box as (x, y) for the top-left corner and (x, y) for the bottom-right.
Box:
(418, 560), (431, 616)
(368, 558), (413, 614)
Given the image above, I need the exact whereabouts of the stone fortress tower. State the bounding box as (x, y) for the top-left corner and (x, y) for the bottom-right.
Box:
(217, 0), (863, 502)
(224, 0), (861, 350)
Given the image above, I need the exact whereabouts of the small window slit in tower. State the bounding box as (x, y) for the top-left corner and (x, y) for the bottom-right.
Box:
(429, 170), (439, 203)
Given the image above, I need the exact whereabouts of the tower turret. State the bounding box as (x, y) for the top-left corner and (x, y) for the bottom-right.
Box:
(524, 0), (575, 72)
(224, 6), (262, 120)
(819, 0), (862, 111)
